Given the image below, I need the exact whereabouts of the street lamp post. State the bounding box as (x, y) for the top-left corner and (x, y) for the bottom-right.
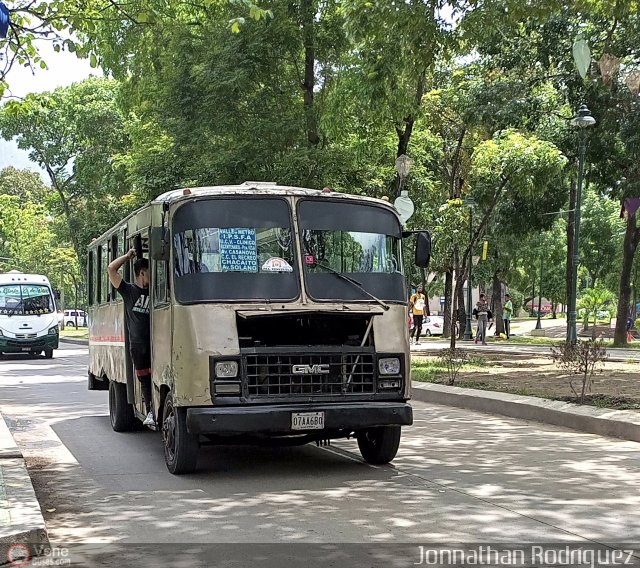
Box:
(567, 104), (596, 343)
(463, 197), (476, 340)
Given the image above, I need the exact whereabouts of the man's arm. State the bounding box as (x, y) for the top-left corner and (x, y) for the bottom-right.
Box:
(108, 248), (136, 290)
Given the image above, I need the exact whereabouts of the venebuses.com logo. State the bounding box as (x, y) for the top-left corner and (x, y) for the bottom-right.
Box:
(6, 544), (70, 567)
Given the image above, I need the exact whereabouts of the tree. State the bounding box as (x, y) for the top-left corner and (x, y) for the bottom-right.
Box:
(578, 287), (616, 330)
(0, 78), (132, 263)
(0, 166), (48, 205)
(579, 187), (623, 289)
(0, 194), (55, 273)
(454, 130), (567, 333)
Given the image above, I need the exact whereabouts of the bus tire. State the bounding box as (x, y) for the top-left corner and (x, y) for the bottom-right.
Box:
(43, 349), (54, 359)
(109, 381), (135, 432)
(356, 425), (401, 465)
(162, 396), (198, 475)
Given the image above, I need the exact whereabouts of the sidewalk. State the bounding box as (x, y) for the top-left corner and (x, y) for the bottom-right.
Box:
(411, 381), (640, 443)
(0, 414), (48, 565)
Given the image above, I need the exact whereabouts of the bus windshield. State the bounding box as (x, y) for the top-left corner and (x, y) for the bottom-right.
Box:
(172, 198), (298, 302)
(0, 284), (55, 316)
(298, 200), (405, 303)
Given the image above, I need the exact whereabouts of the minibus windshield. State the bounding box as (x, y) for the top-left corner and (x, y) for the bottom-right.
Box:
(0, 284), (54, 316)
(172, 198), (298, 302)
(298, 200), (405, 303)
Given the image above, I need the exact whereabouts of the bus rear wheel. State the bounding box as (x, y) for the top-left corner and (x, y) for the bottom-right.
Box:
(162, 396), (198, 475)
(109, 381), (135, 432)
(356, 425), (401, 465)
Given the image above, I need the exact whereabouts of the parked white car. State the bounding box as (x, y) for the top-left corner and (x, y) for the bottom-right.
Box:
(61, 309), (87, 328)
(423, 315), (444, 336)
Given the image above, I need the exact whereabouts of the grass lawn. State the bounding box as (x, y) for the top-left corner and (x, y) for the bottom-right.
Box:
(411, 353), (640, 410)
(60, 327), (88, 339)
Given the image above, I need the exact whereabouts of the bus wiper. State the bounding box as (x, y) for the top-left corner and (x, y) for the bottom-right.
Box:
(5, 302), (22, 317)
(312, 261), (389, 311)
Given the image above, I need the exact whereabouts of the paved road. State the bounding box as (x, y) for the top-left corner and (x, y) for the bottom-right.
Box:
(1, 344), (639, 566)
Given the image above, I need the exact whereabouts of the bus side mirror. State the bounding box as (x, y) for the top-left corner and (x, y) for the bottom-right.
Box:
(150, 227), (170, 261)
(415, 231), (431, 268)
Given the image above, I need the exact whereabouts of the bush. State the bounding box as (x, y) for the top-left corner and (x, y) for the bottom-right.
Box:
(551, 339), (608, 404)
(437, 348), (469, 386)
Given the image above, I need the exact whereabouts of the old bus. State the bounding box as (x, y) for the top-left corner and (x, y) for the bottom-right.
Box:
(0, 271), (59, 358)
(87, 183), (430, 474)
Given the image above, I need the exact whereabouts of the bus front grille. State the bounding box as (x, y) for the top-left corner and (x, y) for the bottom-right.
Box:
(244, 352), (375, 397)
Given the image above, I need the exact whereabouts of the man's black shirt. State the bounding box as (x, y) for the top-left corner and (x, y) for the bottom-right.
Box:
(117, 281), (150, 346)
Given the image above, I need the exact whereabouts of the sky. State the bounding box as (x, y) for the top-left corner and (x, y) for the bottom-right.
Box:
(0, 40), (97, 177)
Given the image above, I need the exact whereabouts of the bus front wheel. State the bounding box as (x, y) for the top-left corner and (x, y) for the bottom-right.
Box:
(162, 396), (198, 475)
(109, 381), (135, 432)
(356, 426), (401, 465)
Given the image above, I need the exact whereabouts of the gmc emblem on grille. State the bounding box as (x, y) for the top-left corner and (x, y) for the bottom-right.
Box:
(292, 364), (330, 375)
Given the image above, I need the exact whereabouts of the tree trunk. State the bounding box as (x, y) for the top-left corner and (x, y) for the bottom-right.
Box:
(300, 0), (320, 147)
(551, 302), (557, 319)
(614, 213), (640, 346)
(443, 269), (453, 338)
(456, 270), (466, 339)
(421, 267), (430, 316)
(394, 74), (425, 195)
(492, 273), (504, 336)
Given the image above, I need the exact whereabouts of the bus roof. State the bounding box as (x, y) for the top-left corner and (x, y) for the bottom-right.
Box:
(89, 183), (400, 247)
(0, 273), (51, 286)
(152, 183), (396, 209)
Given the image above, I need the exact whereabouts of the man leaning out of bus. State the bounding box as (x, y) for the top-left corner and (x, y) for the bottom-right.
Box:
(107, 249), (155, 427)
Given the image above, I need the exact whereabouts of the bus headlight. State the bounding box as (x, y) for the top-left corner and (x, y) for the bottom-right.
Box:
(378, 357), (401, 375)
(48, 325), (59, 335)
(215, 361), (239, 378)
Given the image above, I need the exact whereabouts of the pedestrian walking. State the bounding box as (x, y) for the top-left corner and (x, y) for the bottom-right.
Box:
(409, 285), (426, 345)
(503, 293), (513, 339)
(475, 293), (490, 345)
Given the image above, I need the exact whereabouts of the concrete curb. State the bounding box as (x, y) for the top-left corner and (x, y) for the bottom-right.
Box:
(0, 414), (49, 565)
(59, 337), (88, 346)
(411, 381), (640, 443)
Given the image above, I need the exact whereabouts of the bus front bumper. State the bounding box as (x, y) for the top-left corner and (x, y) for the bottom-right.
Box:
(0, 334), (58, 353)
(186, 402), (413, 435)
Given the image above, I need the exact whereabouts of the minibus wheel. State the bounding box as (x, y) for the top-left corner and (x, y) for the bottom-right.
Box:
(162, 396), (198, 475)
(109, 381), (135, 432)
(356, 426), (401, 465)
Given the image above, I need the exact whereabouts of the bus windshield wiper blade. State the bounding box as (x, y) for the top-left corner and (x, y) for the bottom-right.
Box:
(312, 261), (390, 311)
(5, 302), (22, 317)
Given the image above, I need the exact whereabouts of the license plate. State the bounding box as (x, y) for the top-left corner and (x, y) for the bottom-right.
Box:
(21, 347), (31, 352)
(291, 412), (325, 430)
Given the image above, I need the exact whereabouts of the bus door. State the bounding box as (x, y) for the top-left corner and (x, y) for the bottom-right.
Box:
(151, 254), (171, 412)
(127, 231), (149, 418)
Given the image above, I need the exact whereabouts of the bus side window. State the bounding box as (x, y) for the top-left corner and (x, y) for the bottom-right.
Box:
(111, 234), (118, 301)
(96, 246), (103, 304)
(88, 251), (94, 306)
(101, 244), (108, 305)
(154, 260), (168, 305)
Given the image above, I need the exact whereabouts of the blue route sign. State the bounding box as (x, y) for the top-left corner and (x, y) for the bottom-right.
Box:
(219, 228), (258, 273)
